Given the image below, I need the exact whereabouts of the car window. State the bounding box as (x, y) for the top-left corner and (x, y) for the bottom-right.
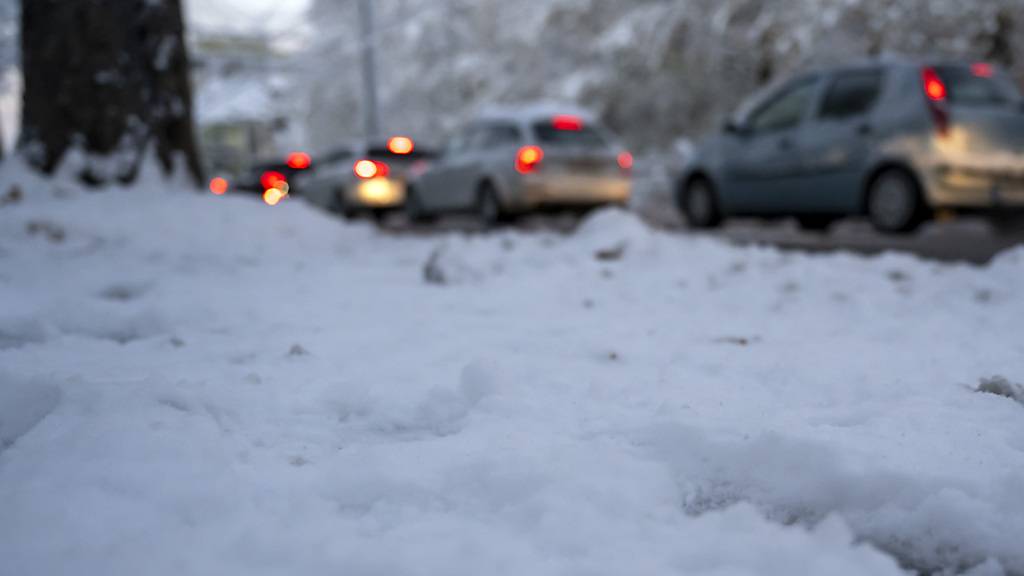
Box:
(479, 124), (522, 148)
(819, 70), (883, 120)
(366, 147), (437, 161)
(748, 78), (818, 133)
(532, 122), (608, 149)
(935, 65), (1021, 107)
(446, 126), (477, 156)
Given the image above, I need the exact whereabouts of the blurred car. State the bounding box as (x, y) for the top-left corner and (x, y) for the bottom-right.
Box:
(406, 107), (633, 225)
(296, 137), (437, 219)
(679, 59), (1024, 233)
(214, 152), (313, 206)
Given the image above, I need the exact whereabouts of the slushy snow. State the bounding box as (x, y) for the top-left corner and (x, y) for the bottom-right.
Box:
(1, 162), (1023, 575)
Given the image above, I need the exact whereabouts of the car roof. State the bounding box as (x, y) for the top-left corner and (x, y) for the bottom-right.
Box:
(315, 136), (436, 158)
(474, 102), (600, 125)
(805, 55), (1000, 76)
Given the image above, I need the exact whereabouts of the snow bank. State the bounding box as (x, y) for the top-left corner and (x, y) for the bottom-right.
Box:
(1, 168), (1023, 575)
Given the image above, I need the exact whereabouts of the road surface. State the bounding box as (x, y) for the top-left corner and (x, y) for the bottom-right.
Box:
(380, 213), (1023, 265)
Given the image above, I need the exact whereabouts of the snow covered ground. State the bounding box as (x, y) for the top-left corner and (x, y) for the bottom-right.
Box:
(2, 163), (1024, 575)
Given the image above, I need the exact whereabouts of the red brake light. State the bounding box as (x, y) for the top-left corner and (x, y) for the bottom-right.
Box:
(972, 62), (994, 78)
(209, 177), (229, 195)
(286, 152), (311, 170)
(921, 68), (950, 137)
(552, 115), (584, 131)
(922, 68), (947, 102)
(617, 151), (634, 173)
(354, 159), (390, 179)
(261, 170), (287, 190)
(387, 136), (415, 155)
(515, 146), (544, 174)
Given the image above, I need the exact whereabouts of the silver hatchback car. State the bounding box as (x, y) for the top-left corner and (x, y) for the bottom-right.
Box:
(406, 107), (633, 225)
(680, 59), (1024, 233)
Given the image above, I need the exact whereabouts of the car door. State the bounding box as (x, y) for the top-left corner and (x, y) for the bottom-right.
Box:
(799, 68), (886, 213)
(419, 125), (477, 211)
(449, 125), (495, 209)
(719, 76), (821, 215)
(473, 123), (522, 198)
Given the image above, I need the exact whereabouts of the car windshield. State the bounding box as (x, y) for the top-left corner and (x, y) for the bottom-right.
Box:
(935, 65), (1022, 107)
(532, 122), (608, 149)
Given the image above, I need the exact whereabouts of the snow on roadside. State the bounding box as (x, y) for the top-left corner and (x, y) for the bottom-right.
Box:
(1, 165), (1023, 575)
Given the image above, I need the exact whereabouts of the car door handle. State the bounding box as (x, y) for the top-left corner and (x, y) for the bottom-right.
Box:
(778, 137), (794, 150)
(857, 123), (874, 136)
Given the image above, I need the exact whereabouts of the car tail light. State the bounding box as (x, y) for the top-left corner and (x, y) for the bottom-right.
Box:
(286, 152), (312, 170)
(515, 146), (544, 174)
(922, 68), (947, 102)
(354, 159), (390, 179)
(921, 67), (950, 136)
(552, 115), (584, 131)
(387, 136), (415, 155)
(617, 151), (634, 174)
(972, 62), (994, 78)
(261, 170), (287, 191)
(209, 177), (229, 195)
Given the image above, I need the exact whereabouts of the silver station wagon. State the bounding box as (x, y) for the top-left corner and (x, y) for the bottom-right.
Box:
(679, 59), (1024, 233)
(406, 106), (633, 226)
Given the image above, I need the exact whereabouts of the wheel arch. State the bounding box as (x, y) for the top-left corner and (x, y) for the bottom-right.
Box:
(677, 169), (718, 211)
(476, 175), (507, 208)
(861, 160), (926, 215)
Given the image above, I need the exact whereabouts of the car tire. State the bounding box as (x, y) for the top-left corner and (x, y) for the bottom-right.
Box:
(330, 188), (358, 220)
(990, 214), (1024, 237)
(405, 186), (434, 225)
(867, 169), (926, 234)
(477, 183), (504, 228)
(796, 215), (836, 233)
(681, 177), (722, 229)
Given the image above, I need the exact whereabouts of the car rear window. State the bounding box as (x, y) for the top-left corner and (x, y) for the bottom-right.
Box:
(366, 147), (438, 161)
(532, 122), (608, 149)
(935, 65), (1021, 107)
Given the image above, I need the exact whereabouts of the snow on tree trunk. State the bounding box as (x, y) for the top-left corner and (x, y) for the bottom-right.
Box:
(18, 0), (202, 186)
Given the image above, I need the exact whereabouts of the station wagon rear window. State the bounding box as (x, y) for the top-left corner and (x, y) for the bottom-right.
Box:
(935, 65), (1021, 107)
(532, 121), (608, 148)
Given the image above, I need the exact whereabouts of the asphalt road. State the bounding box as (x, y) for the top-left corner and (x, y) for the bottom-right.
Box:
(381, 213), (1024, 265)
(708, 217), (1024, 265)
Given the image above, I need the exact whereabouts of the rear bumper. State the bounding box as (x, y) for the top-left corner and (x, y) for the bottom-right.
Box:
(510, 174), (631, 211)
(923, 165), (1024, 211)
(345, 179), (407, 209)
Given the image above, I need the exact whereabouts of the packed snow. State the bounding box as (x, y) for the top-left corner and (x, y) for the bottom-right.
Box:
(1, 162), (1024, 575)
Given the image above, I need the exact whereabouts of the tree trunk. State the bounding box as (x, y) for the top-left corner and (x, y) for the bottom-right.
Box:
(18, 0), (202, 186)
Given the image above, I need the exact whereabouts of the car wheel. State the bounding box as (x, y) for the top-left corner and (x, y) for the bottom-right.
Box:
(330, 188), (358, 220)
(867, 169), (925, 234)
(990, 214), (1024, 237)
(681, 177), (722, 229)
(405, 186), (434, 224)
(477, 183), (504, 228)
(796, 215), (836, 233)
